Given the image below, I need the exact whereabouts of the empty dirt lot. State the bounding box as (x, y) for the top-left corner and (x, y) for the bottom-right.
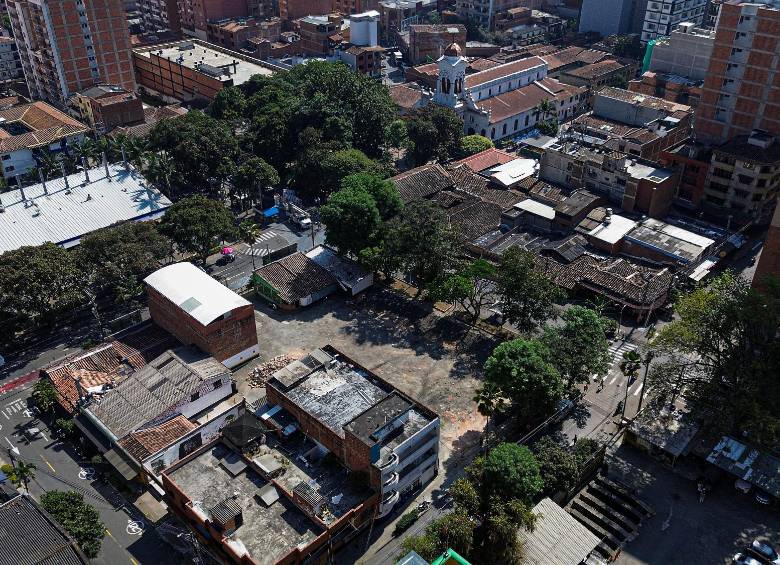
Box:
(237, 287), (496, 469)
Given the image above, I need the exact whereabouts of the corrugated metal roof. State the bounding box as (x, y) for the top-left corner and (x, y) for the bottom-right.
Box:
(0, 163), (172, 254)
(144, 262), (250, 326)
(519, 498), (600, 565)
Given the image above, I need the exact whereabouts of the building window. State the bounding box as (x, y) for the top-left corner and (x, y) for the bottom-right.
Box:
(525, 115), (529, 126)
(190, 391), (200, 402)
(502, 123), (507, 135)
(1, 155), (8, 161)
(4, 165), (13, 172)
(213, 380), (223, 390)
(490, 127), (495, 138)
(514, 119), (518, 131)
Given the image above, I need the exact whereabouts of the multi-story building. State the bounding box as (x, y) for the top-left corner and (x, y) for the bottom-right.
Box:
(702, 130), (780, 225)
(331, 0), (375, 15)
(648, 22), (715, 81)
(629, 71), (703, 108)
(752, 204), (780, 292)
(540, 141), (677, 218)
(456, 0), (542, 30)
(69, 85), (144, 134)
(280, 0), (330, 20)
(145, 262), (260, 368)
(7, 0), (136, 107)
(695, 0), (780, 144)
(297, 14), (342, 55)
(578, 0), (635, 37)
(0, 37), (22, 84)
(638, 0), (708, 43)
(407, 24), (466, 65)
(660, 141), (712, 210)
(206, 17), (268, 51)
(138, 0), (180, 33)
(177, 0), (249, 40)
(133, 39), (278, 103)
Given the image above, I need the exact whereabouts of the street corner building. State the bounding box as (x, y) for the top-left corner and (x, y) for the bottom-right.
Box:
(161, 346), (441, 565)
(144, 262), (260, 369)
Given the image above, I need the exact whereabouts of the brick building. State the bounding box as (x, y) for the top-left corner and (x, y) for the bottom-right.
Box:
(144, 262), (259, 368)
(138, 0), (180, 34)
(7, 0), (136, 107)
(70, 85), (144, 134)
(297, 14), (342, 55)
(407, 23), (466, 65)
(206, 17), (271, 50)
(660, 142), (712, 211)
(696, 0), (780, 143)
(177, 0), (249, 40)
(455, 0), (542, 29)
(753, 204), (780, 293)
(628, 72), (703, 109)
(279, 0), (330, 20)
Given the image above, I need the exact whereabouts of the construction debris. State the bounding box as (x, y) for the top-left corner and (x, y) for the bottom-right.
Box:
(249, 355), (297, 388)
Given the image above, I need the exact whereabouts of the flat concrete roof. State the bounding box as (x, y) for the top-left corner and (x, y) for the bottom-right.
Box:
(515, 198), (556, 220)
(626, 218), (715, 263)
(587, 213), (637, 245)
(135, 40), (275, 86)
(169, 443), (323, 564)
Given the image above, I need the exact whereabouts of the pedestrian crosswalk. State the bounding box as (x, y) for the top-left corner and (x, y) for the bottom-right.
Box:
(244, 231), (278, 256)
(608, 340), (639, 366)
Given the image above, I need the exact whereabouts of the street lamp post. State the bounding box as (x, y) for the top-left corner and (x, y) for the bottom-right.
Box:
(637, 350), (655, 414)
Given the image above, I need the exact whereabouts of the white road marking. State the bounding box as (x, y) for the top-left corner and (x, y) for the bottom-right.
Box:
(126, 519), (145, 535)
(4, 436), (19, 455)
(633, 383), (644, 396)
(609, 375), (620, 385)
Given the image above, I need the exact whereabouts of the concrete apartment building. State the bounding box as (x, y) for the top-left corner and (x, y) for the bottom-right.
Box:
(177, 0), (250, 40)
(133, 39), (277, 103)
(696, 0), (780, 144)
(648, 22), (715, 81)
(456, 0), (543, 30)
(145, 262), (260, 368)
(638, 0), (708, 42)
(0, 37), (22, 83)
(7, 0), (136, 107)
(265, 346), (440, 518)
(702, 130), (780, 224)
(578, 0), (635, 36)
(138, 0), (180, 33)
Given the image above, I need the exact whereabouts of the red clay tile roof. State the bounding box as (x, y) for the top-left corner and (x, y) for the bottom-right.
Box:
(466, 56), (546, 88)
(254, 252), (337, 304)
(468, 58), (503, 72)
(540, 46), (610, 71)
(476, 78), (584, 124)
(456, 147), (516, 172)
(389, 84), (424, 110)
(117, 415), (197, 462)
(564, 59), (627, 80)
(391, 163), (454, 203)
(0, 101), (89, 153)
(44, 323), (178, 413)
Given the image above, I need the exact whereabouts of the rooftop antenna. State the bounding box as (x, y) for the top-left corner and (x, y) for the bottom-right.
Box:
(102, 152), (111, 180)
(81, 157), (90, 183)
(39, 168), (47, 195)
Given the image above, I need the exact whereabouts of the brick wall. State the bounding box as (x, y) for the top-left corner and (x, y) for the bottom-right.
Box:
(146, 286), (258, 365)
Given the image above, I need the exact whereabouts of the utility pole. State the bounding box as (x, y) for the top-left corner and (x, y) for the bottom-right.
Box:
(637, 351), (655, 414)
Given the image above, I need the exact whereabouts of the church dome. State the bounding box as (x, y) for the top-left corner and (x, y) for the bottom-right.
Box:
(443, 42), (462, 57)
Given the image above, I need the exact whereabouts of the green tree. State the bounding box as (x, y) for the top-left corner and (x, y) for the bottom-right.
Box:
(55, 418), (77, 439)
(0, 243), (83, 324)
(40, 491), (105, 558)
(231, 156), (279, 211)
(459, 134), (493, 156)
(319, 148), (386, 198)
(481, 338), (564, 421)
(427, 259), (496, 322)
(339, 173), (402, 221)
(481, 443), (543, 503)
(392, 200), (461, 296)
(543, 306), (611, 388)
(32, 379), (57, 413)
(399, 510), (475, 562)
(532, 436), (578, 496)
(145, 152), (176, 198)
(495, 247), (563, 334)
(406, 105), (464, 165)
(535, 98), (559, 136)
(210, 85), (247, 123)
(649, 272), (780, 443)
(1, 461), (36, 492)
(160, 195), (238, 262)
(239, 220), (263, 270)
(386, 119), (408, 158)
(481, 498), (536, 564)
(72, 137), (99, 167)
(320, 186), (382, 257)
(148, 111), (240, 195)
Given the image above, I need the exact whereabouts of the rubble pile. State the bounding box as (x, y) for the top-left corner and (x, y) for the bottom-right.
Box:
(248, 355), (296, 388)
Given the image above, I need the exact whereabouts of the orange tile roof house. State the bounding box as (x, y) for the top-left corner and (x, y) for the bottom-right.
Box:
(0, 101), (89, 179)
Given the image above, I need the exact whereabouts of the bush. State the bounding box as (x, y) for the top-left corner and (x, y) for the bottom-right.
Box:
(55, 418), (76, 438)
(394, 509), (420, 536)
(40, 490), (105, 558)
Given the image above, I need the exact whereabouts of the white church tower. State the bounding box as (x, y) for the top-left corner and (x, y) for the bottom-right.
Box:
(433, 42), (466, 109)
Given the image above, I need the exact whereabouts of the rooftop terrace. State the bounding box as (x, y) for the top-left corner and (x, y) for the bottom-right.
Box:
(169, 443), (323, 564)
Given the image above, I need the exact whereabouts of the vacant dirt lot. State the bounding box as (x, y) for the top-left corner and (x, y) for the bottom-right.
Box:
(236, 287), (496, 466)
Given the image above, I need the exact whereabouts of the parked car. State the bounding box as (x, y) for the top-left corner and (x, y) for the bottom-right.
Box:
(735, 478), (752, 493)
(755, 491), (772, 505)
(750, 540), (780, 565)
(734, 553), (763, 565)
(23, 427), (42, 441)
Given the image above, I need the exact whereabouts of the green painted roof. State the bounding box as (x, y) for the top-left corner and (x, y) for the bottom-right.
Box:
(430, 548), (471, 565)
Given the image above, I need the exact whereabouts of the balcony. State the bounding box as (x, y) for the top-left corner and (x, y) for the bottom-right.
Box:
(378, 489), (400, 517)
(383, 472), (399, 490)
(397, 435), (438, 468)
(377, 451), (398, 471)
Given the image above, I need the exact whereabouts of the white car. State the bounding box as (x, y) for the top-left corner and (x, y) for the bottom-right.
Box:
(734, 553), (762, 565)
(751, 540), (780, 565)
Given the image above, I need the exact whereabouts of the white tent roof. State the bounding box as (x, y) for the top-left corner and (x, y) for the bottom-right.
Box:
(144, 262), (250, 326)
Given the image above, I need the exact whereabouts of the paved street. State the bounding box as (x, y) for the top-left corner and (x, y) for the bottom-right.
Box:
(0, 381), (179, 565)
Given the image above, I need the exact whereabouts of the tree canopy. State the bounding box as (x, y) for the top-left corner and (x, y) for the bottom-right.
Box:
(482, 338), (564, 421)
(160, 195), (238, 261)
(321, 185), (383, 257)
(339, 173), (402, 221)
(459, 134), (493, 156)
(495, 247), (563, 333)
(40, 491), (105, 558)
(532, 436), (579, 496)
(427, 259), (496, 321)
(542, 306), (611, 388)
(406, 105), (464, 165)
(481, 442), (544, 503)
(649, 272), (780, 444)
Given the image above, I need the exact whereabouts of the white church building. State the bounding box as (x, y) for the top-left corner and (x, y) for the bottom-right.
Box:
(431, 43), (586, 142)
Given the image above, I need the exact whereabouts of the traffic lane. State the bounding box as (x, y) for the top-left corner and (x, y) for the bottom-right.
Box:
(1, 387), (176, 565)
(1, 343), (79, 384)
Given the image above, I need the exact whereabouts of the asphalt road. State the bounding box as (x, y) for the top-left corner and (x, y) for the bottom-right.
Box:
(0, 382), (179, 565)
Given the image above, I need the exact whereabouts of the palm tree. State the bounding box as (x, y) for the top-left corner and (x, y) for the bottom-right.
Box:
(473, 383), (505, 452)
(535, 98), (556, 123)
(35, 151), (60, 180)
(73, 137), (99, 168)
(123, 136), (148, 169)
(618, 349), (642, 419)
(239, 220), (262, 270)
(146, 152), (176, 198)
(10, 461), (36, 493)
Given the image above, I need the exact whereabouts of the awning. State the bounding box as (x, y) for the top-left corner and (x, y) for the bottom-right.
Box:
(104, 447), (139, 481)
(263, 206), (280, 218)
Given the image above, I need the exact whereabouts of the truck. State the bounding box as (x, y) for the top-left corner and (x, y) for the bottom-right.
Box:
(286, 202), (312, 229)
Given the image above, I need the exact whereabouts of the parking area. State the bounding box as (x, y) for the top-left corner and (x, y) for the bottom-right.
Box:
(234, 286), (495, 467)
(609, 444), (780, 565)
